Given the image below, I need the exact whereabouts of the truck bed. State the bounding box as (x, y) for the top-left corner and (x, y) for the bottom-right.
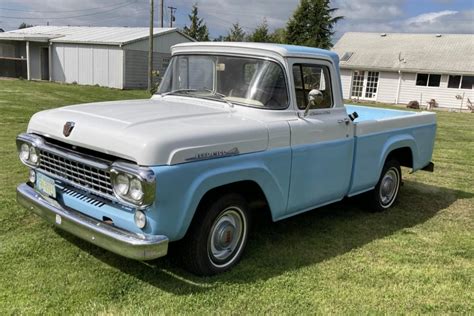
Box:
(344, 105), (437, 196)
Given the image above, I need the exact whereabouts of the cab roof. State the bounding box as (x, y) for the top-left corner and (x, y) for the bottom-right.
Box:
(172, 42), (339, 65)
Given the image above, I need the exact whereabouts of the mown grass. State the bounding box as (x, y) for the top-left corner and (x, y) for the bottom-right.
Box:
(0, 79), (472, 314)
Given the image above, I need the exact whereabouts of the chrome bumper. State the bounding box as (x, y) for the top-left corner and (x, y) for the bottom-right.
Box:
(16, 183), (168, 261)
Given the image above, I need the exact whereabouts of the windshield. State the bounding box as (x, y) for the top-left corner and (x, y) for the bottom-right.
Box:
(157, 55), (289, 110)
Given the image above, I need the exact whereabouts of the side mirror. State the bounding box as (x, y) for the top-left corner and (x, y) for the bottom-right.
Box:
(304, 89), (324, 117)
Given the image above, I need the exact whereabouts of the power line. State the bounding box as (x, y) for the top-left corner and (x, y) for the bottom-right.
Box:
(0, 1), (138, 20)
(0, 1), (134, 13)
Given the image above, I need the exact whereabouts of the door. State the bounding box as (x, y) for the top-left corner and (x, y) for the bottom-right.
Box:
(286, 59), (354, 215)
(351, 70), (379, 100)
(40, 47), (49, 80)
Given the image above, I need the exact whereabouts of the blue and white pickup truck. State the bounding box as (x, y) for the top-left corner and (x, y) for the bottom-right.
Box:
(16, 43), (436, 275)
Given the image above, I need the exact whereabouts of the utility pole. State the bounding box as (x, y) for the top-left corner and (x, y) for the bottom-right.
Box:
(148, 0), (154, 93)
(160, 0), (164, 27)
(168, 6), (176, 27)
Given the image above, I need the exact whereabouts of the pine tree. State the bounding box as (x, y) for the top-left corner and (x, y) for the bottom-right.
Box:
(225, 23), (246, 42)
(286, 0), (342, 48)
(183, 4), (210, 41)
(248, 18), (271, 43)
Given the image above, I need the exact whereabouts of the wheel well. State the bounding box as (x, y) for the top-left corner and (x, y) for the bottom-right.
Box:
(196, 181), (271, 216)
(387, 147), (413, 168)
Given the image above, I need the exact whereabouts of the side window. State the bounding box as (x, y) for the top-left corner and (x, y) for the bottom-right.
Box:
(292, 64), (333, 110)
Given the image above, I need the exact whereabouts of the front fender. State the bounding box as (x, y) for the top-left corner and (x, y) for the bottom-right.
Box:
(151, 148), (291, 240)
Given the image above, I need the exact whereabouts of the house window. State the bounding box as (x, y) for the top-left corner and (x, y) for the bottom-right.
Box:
(461, 75), (474, 89)
(448, 75), (462, 88)
(428, 74), (441, 87)
(351, 70), (379, 100)
(416, 73), (441, 87)
(447, 75), (474, 89)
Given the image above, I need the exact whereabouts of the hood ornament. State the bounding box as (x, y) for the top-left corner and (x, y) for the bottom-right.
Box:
(63, 121), (75, 137)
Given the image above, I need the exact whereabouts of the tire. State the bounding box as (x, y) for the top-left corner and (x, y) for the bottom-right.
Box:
(368, 159), (402, 212)
(178, 193), (250, 276)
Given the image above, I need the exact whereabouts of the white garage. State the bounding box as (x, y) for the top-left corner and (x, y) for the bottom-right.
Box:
(0, 26), (194, 89)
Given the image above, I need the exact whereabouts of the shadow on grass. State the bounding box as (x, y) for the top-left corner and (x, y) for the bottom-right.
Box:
(57, 180), (473, 294)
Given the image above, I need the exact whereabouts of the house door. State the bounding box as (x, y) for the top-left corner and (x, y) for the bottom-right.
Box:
(351, 70), (379, 100)
(41, 47), (49, 80)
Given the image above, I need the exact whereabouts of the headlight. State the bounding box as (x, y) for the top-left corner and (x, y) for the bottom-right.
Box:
(20, 143), (30, 161)
(116, 174), (130, 195)
(17, 141), (40, 167)
(129, 178), (144, 201)
(110, 163), (156, 208)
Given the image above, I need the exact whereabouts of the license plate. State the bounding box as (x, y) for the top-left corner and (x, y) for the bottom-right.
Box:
(37, 173), (56, 199)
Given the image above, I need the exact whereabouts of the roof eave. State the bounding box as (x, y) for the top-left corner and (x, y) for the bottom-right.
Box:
(340, 64), (474, 75)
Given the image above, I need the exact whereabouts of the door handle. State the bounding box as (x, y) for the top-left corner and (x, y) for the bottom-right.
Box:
(337, 118), (350, 125)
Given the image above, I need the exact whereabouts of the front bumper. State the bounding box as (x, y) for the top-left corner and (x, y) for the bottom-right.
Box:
(16, 183), (168, 260)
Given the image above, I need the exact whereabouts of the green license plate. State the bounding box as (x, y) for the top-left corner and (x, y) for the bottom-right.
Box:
(37, 173), (56, 199)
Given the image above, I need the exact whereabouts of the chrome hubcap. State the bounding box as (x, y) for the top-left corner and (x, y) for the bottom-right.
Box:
(379, 168), (399, 206)
(209, 208), (245, 264)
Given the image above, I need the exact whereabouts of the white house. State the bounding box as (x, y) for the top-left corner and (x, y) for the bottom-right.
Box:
(0, 26), (194, 89)
(332, 32), (474, 110)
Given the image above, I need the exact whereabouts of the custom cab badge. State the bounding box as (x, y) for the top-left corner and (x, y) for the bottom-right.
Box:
(63, 121), (75, 137)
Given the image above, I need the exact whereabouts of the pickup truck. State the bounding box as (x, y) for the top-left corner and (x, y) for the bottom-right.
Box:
(16, 42), (436, 276)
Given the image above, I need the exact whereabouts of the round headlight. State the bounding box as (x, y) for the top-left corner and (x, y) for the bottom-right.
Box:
(20, 143), (30, 161)
(29, 146), (39, 164)
(115, 174), (130, 195)
(129, 178), (144, 201)
(134, 210), (146, 229)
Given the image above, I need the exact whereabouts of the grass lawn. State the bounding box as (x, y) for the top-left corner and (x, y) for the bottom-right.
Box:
(0, 79), (472, 314)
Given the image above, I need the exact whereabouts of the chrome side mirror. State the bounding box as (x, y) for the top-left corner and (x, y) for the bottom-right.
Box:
(304, 89), (324, 117)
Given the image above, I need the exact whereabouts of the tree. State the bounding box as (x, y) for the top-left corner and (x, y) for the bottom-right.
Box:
(0, 28), (4, 32)
(183, 4), (209, 41)
(225, 22), (246, 42)
(248, 18), (271, 43)
(269, 28), (287, 44)
(285, 0), (342, 49)
(18, 22), (33, 29)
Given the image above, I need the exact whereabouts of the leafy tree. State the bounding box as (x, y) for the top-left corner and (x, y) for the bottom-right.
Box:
(269, 28), (287, 44)
(225, 22), (246, 42)
(286, 0), (342, 48)
(183, 4), (209, 41)
(18, 22), (33, 29)
(248, 18), (271, 43)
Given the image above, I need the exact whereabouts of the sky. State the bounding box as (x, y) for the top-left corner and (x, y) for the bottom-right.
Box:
(0, 0), (473, 40)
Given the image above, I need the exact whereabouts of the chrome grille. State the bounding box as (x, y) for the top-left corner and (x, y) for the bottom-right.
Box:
(38, 149), (114, 197)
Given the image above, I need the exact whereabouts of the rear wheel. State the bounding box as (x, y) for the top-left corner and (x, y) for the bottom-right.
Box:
(178, 193), (250, 276)
(368, 159), (402, 212)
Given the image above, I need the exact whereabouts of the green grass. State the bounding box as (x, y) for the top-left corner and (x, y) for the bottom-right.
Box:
(1, 79), (473, 314)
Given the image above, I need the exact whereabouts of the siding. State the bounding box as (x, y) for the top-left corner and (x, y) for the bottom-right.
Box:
(123, 50), (170, 89)
(340, 68), (352, 99)
(376, 71), (399, 104)
(398, 72), (474, 109)
(124, 32), (191, 53)
(51, 43), (123, 88)
(28, 42), (46, 80)
(341, 67), (473, 109)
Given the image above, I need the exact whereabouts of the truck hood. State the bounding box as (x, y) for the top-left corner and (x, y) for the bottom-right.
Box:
(27, 97), (269, 165)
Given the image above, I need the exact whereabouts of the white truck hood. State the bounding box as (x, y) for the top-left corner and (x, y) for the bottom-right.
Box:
(27, 97), (269, 165)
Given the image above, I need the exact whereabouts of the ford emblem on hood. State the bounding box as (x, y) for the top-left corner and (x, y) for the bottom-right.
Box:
(63, 121), (75, 137)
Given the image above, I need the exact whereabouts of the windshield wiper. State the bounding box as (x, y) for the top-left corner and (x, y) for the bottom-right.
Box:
(161, 89), (234, 108)
(161, 88), (200, 96)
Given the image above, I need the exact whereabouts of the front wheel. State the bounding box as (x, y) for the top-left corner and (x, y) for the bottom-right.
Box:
(178, 193), (250, 276)
(368, 159), (402, 212)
